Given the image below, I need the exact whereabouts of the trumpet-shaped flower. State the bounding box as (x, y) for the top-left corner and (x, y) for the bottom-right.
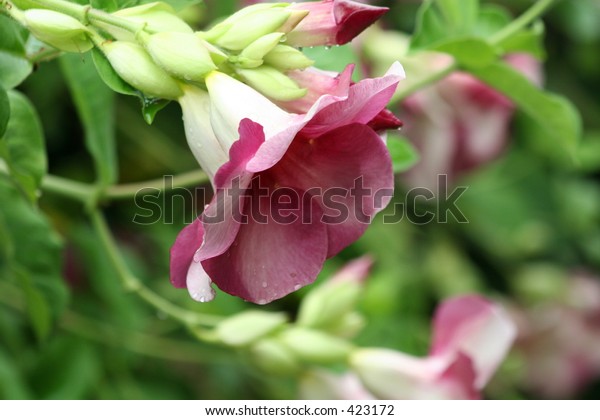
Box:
(350, 295), (516, 399)
(171, 64), (404, 304)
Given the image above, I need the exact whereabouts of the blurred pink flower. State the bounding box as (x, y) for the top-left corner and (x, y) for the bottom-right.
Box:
(285, 0), (388, 47)
(171, 64), (403, 304)
(513, 273), (600, 398)
(401, 54), (542, 192)
(350, 295), (516, 399)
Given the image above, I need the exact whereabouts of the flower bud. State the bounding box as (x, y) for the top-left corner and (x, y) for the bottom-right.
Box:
(327, 312), (366, 339)
(102, 41), (182, 99)
(297, 257), (371, 330)
(236, 32), (285, 69)
(23, 9), (93, 53)
(286, 0), (388, 48)
(202, 7), (292, 51)
(263, 45), (314, 71)
(215, 310), (287, 347)
(249, 338), (300, 376)
(236, 66), (307, 101)
(278, 328), (353, 364)
(140, 32), (216, 82)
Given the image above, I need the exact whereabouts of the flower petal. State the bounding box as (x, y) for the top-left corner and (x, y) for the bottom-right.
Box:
(302, 62), (405, 137)
(170, 217), (204, 288)
(430, 295), (517, 388)
(202, 181), (328, 304)
(271, 123), (393, 257)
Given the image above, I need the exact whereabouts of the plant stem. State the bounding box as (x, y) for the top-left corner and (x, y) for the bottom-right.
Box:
(42, 174), (97, 203)
(392, 61), (457, 103)
(489, 0), (557, 46)
(89, 210), (222, 327)
(29, 0), (144, 33)
(105, 170), (210, 201)
(1, 0), (26, 24)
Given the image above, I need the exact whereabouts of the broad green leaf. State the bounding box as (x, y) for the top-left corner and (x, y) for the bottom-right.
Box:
(498, 22), (546, 59)
(0, 348), (31, 399)
(15, 268), (52, 342)
(387, 134), (420, 173)
(30, 336), (100, 399)
(0, 86), (9, 138)
(0, 176), (69, 325)
(434, 37), (497, 69)
(411, 0), (479, 50)
(470, 62), (581, 152)
(0, 90), (46, 202)
(473, 5), (512, 37)
(0, 15), (33, 89)
(60, 53), (117, 186)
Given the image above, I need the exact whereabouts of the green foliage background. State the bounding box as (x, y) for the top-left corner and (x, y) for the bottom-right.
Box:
(0, 0), (599, 399)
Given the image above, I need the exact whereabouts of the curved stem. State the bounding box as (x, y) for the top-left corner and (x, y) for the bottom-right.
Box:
(42, 174), (96, 203)
(489, 0), (556, 46)
(105, 170), (209, 201)
(89, 210), (222, 328)
(1, 0), (26, 24)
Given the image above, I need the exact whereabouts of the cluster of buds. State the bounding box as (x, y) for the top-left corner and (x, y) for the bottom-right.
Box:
(16, 1), (388, 103)
(205, 258), (371, 375)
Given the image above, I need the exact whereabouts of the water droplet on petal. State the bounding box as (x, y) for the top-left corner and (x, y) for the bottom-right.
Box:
(324, 45), (331, 50)
(262, 281), (268, 288)
(294, 284), (301, 291)
(258, 299), (267, 305)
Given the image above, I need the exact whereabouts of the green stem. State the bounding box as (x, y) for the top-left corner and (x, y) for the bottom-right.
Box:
(489, 0), (557, 45)
(89, 210), (222, 328)
(105, 170), (210, 201)
(42, 174), (97, 203)
(29, 0), (144, 33)
(29, 0), (87, 20)
(1, 0), (26, 24)
(392, 61), (457, 103)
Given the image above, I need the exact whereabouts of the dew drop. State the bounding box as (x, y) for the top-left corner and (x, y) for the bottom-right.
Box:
(294, 284), (302, 291)
(324, 45), (331, 50)
(262, 281), (268, 288)
(258, 299), (267, 305)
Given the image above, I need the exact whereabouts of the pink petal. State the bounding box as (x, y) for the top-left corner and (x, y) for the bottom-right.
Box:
(287, 0), (388, 47)
(202, 181), (328, 304)
(329, 256), (373, 285)
(437, 352), (480, 400)
(281, 65), (354, 114)
(170, 218), (204, 288)
(431, 295), (517, 388)
(302, 62), (405, 137)
(196, 119), (265, 263)
(271, 123), (393, 257)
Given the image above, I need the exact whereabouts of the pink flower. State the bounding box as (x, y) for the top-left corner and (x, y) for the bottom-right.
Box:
(171, 64), (404, 304)
(512, 273), (600, 398)
(286, 0), (388, 47)
(401, 54), (542, 192)
(350, 295), (516, 399)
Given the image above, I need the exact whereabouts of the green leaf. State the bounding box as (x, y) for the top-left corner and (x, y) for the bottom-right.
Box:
(473, 4), (512, 37)
(0, 15), (33, 89)
(387, 134), (420, 173)
(0, 176), (69, 326)
(411, 0), (479, 50)
(0, 348), (31, 399)
(469, 62), (581, 153)
(302, 44), (363, 79)
(498, 22), (546, 59)
(0, 90), (46, 202)
(434, 37), (497, 69)
(0, 86), (9, 138)
(15, 268), (53, 342)
(60, 53), (117, 186)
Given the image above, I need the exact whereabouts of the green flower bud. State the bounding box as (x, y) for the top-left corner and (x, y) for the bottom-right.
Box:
(263, 45), (314, 71)
(140, 32), (216, 82)
(326, 312), (366, 339)
(103, 41), (182, 100)
(249, 338), (300, 376)
(216, 310), (287, 347)
(23, 9), (92, 53)
(237, 32), (285, 69)
(278, 328), (353, 364)
(297, 281), (363, 331)
(237, 66), (306, 101)
(203, 8), (291, 51)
